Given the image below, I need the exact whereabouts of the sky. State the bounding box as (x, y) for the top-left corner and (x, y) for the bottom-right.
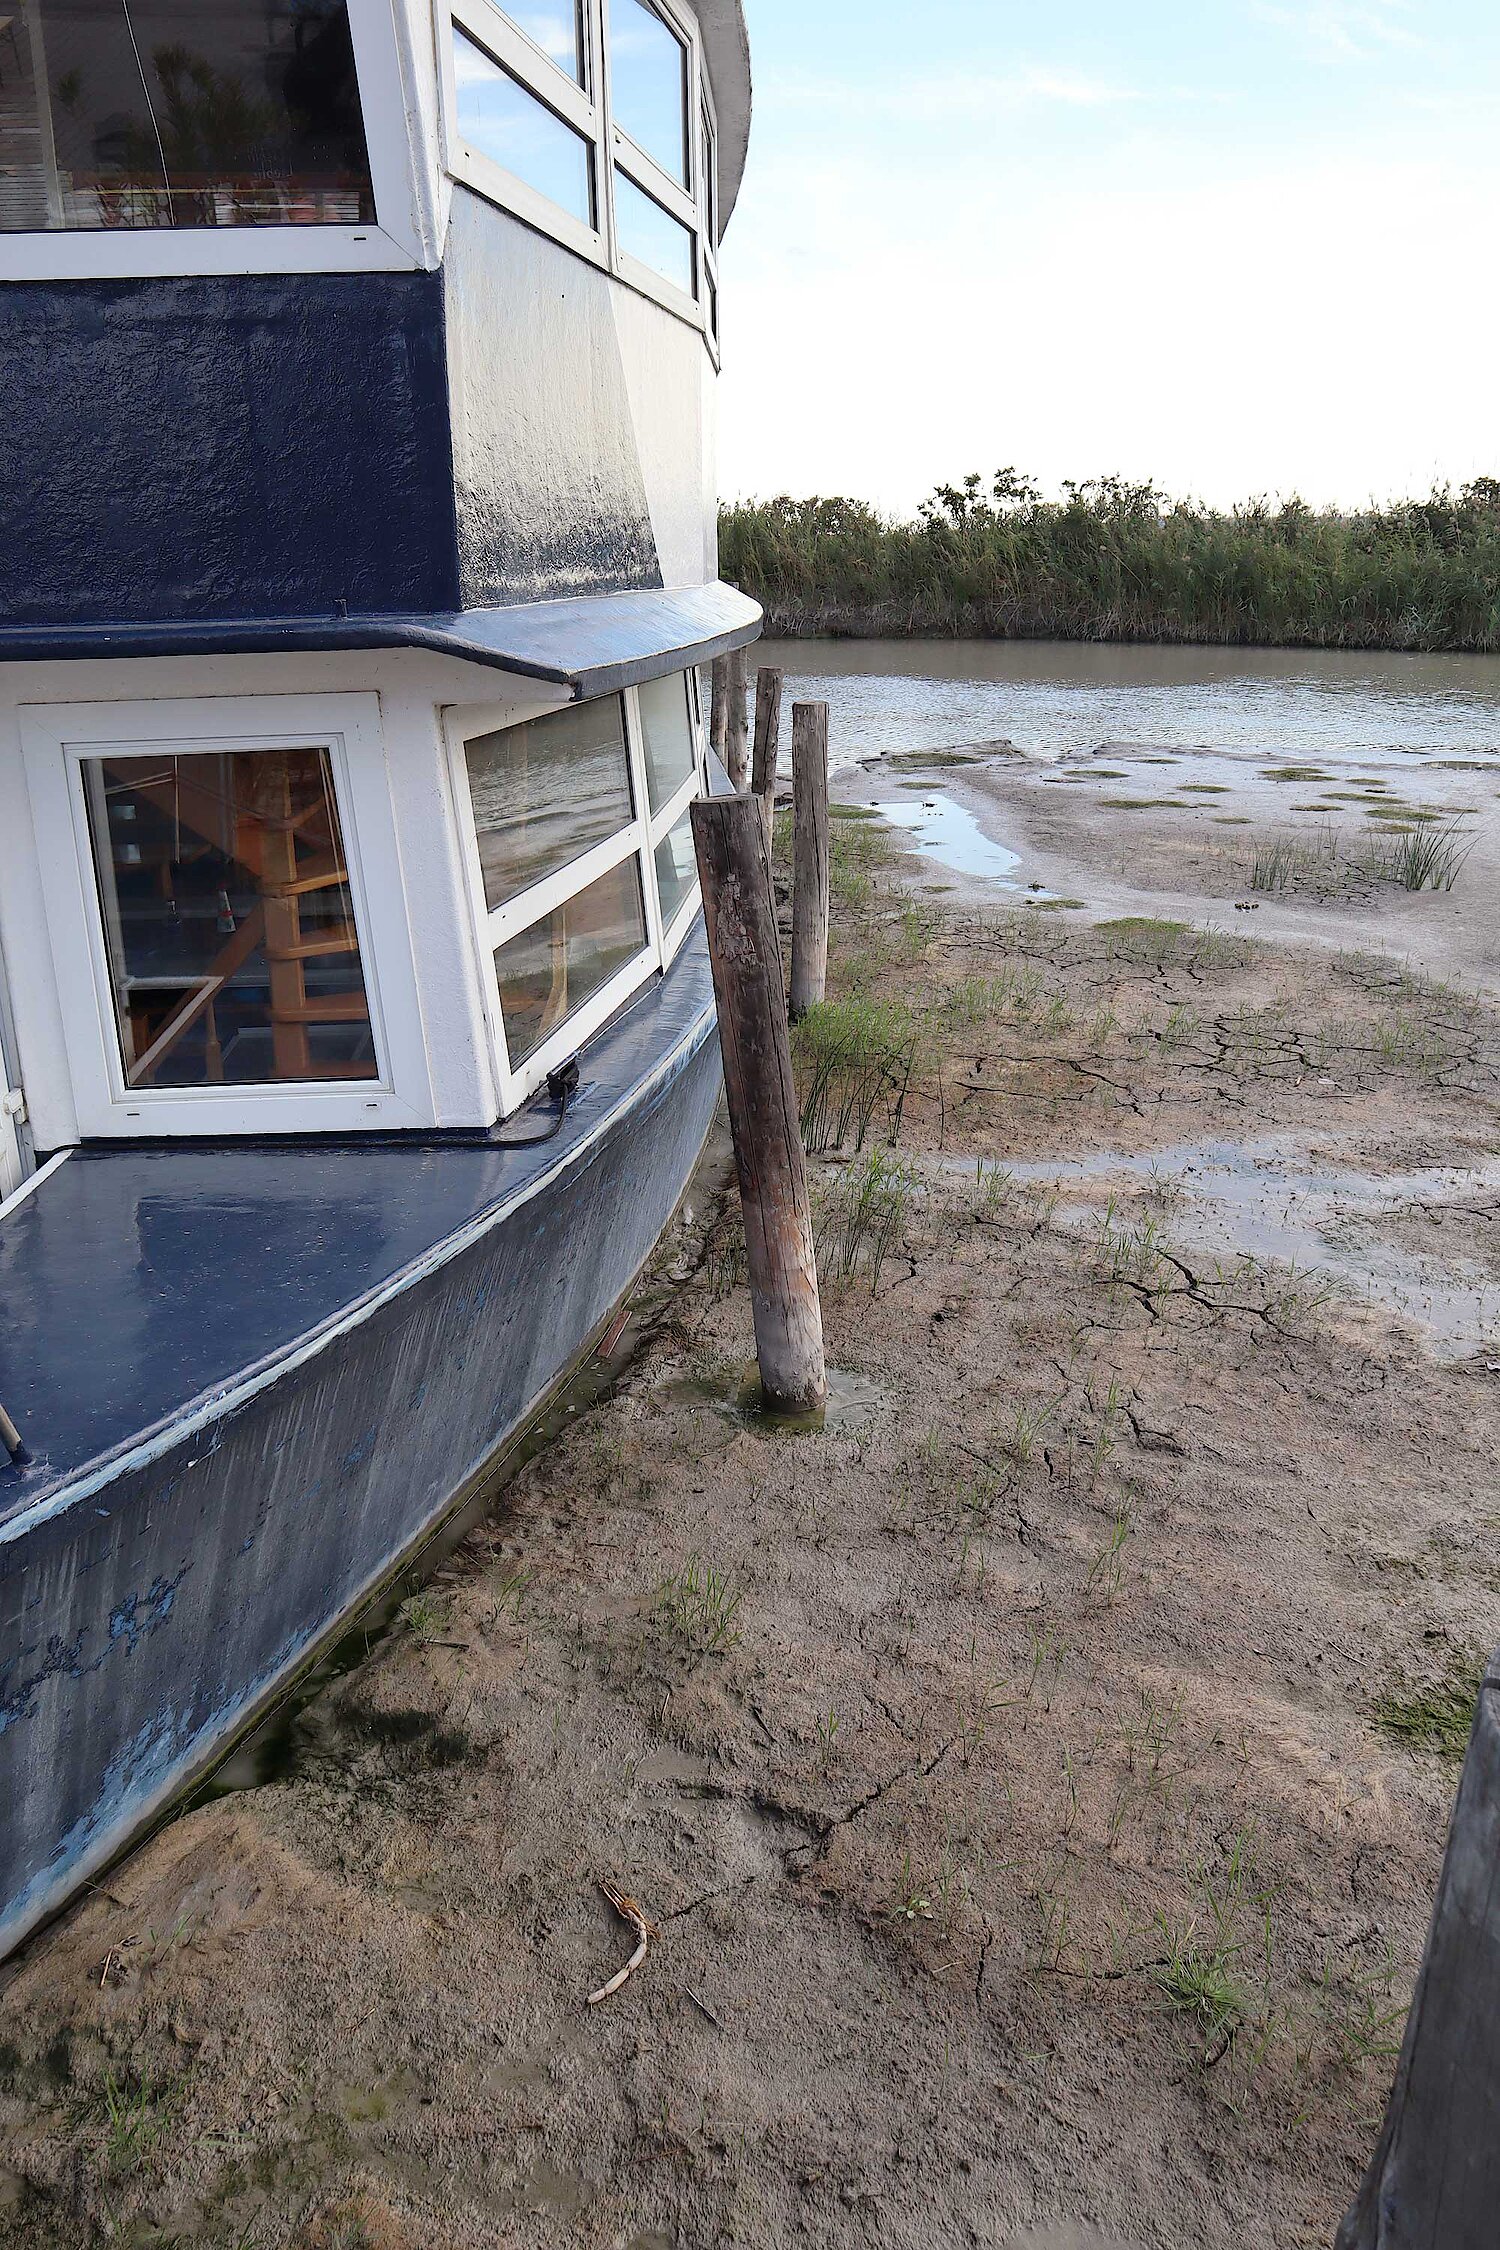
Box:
(715, 0), (1500, 517)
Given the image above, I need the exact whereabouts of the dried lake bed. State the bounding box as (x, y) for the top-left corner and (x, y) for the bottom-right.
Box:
(5, 681), (1500, 2249)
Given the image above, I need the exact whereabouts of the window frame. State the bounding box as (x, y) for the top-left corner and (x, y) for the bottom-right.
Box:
(446, 672), (704, 1115)
(19, 693), (436, 1137)
(443, 0), (719, 337)
(0, 1), (426, 281)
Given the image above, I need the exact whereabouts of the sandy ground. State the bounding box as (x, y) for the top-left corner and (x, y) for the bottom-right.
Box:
(4, 831), (1500, 2250)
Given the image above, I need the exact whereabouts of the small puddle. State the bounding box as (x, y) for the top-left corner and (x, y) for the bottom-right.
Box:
(953, 1139), (1500, 1357)
(665, 1363), (887, 1437)
(874, 796), (1038, 890)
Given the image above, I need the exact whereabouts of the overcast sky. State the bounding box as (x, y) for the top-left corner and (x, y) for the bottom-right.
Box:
(715, 0), (1500, 516)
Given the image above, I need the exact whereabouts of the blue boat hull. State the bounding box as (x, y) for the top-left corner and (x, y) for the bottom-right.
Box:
(0, 932), (720, 1959)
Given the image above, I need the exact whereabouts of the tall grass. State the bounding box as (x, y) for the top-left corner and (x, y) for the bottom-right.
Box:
(722, 472), (1500, 651)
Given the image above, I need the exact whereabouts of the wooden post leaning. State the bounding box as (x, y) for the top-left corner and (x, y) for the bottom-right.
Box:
(724, 645), (750, 791)
(691, 793), (827, 1418)
(1337, 1645), (1500, 2250)
(708, 655), (730, 766)
(789, 700), (830, 1021)
(751, 664), (784, 846)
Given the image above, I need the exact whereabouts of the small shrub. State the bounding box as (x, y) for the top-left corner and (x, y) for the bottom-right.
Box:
(793, 997), (919, 1152)
(815, 1149), (915, 1290)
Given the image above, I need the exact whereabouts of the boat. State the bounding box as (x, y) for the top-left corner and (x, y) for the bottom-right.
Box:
(0, 0), (757, 1961)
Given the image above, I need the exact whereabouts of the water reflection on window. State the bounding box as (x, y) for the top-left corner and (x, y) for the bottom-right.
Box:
(0, 2), (373, 232)
(81, 747), (375, 1088)
(608, 0), (687, 184)
(494, 856), (646, 1066)
(654, 808), (697, 930)
(465, 697), (634, 913)
(453, 26), (594, 225)
(613, 167), (692, 293)
(638, 671), (697, 813)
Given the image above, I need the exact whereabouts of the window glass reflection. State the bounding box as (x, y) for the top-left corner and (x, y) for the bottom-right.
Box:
(465, 697), (634, 913)
(637, 671), (697, 814)
(654, 809), (697, 930)
(608, 0), (686, 184)
(613, 167), (692, 293)
(453, 26), (594, 225)
(82, 747), (375, 1087)
(0, 1), (373, 232)
(495, 856), (646, 1066)
(497, 1), (584, 83)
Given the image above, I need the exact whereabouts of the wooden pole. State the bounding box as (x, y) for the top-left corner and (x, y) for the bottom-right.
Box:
(751, 665), (784, 845)
(708, 656), (729, 766)
(724, 645), (750, 792)
(789, 701), (830, 1021)
(1337, 1646), (1500, 2250)
(691, 794), (827, 1418)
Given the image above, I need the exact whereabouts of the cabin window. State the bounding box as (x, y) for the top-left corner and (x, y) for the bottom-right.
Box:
(451, 667), (707, 1109)
(637, 671), (697, 813)
(608, 0), (687, 186)
(494, 2), (587, 84)
(464, 698), (634, 912)
(447, 0), (716, 331)
(78, 746), (376, 1089)
(0, 1), (374, 233)
(612, 168), (692, 295)
(451, 24), (595, 229)
(493, 855), (648, 1067)
(653, 808), (697, 932)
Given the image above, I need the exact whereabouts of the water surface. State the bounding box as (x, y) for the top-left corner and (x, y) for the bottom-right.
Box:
(757, 638), (1500, 775)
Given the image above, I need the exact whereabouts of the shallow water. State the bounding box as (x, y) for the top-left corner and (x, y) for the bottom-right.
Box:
(873, 796), (1032, 888)
(757, 637), (1500, 775)
(958, 1138), (1500, 1358)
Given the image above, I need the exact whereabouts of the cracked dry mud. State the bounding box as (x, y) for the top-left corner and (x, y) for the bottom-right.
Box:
(4, 873), (1500, 2250)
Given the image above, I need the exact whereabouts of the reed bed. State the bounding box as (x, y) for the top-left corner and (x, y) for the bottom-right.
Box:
(722, 473), (1500, 651)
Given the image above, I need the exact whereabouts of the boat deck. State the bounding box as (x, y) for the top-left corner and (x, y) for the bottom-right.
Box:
(0, 924), (714, 1518)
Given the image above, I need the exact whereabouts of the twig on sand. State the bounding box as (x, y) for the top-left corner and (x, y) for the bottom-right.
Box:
(587, 1882), (657, 2006)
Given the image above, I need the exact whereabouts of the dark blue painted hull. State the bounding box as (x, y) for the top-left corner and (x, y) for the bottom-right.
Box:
(0, 929), (720, 1958)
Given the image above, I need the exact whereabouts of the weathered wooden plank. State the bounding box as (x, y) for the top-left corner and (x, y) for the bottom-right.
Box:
(708, 655), (729, 762)
(789, 700), (830, 1021)
(1337, 1648), (1500, 2250)
(725, 644), (750, 791)
(751, 664), (784, 844)
(691, 793), (827, 1417)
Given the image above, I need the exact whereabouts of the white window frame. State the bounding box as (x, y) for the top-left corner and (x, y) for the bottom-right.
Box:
(445, 670), (704, 1114)
(20, 693), (436, 1138)
(0, 3), (427, 281)
(440, 0), (717, 337)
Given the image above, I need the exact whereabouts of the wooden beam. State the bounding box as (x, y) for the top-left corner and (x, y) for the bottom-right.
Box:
(1338, 1647), (1500, 2250)
(691, 793), (827, 1418)
(751, 664), (784, 845)
(724, 645), (750, 791)
(708, 655), (729, 764)
(789, 701), (830, 1021)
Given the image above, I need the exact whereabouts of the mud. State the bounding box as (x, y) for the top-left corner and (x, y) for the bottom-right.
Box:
(3, 846), (1499, 2250)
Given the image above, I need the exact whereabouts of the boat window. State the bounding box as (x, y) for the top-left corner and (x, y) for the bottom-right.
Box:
(452, 23), (594, 227)
(448, 0), (712, 330)
(80, 747), (376, 1089)
(454, 667), (707, 1107)
(653, 806), (697, 931)
(637, 670), (697, 814)
(607, 0), (687, 186)
(493, 854), (646, 1067)
(613, 167), (692, 294)
(0, 2), (373, 233)
(493, 1), (585, 84)
(465, 696), (634, 913)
